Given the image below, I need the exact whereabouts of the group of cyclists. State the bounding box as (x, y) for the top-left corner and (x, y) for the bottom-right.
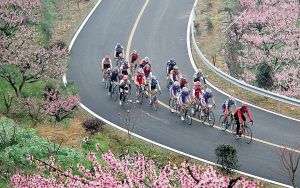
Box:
(101, 43), (253, 140)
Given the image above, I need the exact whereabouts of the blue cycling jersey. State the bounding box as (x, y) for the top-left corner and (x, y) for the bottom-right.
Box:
(180, 92), (190, 103)
(203, 92), (212, 104)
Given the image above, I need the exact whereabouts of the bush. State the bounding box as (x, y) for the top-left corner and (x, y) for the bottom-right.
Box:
(82, 118), (105, 133)
(256, 63), (273, 89)
(205, 16), (214, 32)
(215, 144), (239, 174)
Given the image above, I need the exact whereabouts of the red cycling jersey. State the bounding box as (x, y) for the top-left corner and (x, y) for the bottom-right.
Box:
(237, 108), (253, 123)
(143, 67), (151, 77)
(135, 73), (144, 85)
(130, 53), (139, 63)
(193, 85), (202, 98)
(180, 79), (188, 87)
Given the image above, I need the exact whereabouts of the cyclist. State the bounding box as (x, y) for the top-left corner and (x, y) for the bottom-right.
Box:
(119, 60), (130, 77)
(108, 67), (120, 96)
(114, 43), (124, 59)
(179, 75), (189, 89)
(148, 76), (161, 105)
(134, 68), (146, 98)
(166, 58), (176, 76)
(169, 81), (181, 113)
(101, 55), (112, 82)
(119, 75), (131, 105)
(139, 56), (151, 69)
(200, 88), (216, 117)
(234, 103), (253, 139)
(129, 50), (140, 74)
(191, 81), (204, 114)
(169, 66), (181, 84)
(221, 96), (237, 125)
(143, 64), (152, 81)
(193, 69), (206, 84)
(178, 87), (192, 121)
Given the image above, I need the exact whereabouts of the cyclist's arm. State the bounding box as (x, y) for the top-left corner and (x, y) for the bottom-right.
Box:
(101, 59), (104, 71)
(246, 109), (253, 122)
(109, 60), (112, 68)
(211, 97), (216, 105)
(157, 81), (161, 92)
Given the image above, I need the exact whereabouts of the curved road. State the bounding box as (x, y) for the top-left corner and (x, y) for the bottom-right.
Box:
(68, 0), (300, 185)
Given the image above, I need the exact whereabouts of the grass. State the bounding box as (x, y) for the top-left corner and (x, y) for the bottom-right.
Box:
(194, 0), (300, 120)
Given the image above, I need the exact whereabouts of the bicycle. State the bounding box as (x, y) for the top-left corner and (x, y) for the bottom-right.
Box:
(218, 112), (234, 131)
(136, 84), (145, 105)
(149, 91), (160, 111)
(169, 97), (179, 113)
(231, 121), (253, 144)
(119, 84), (130, 106)
(102, 69), (111, 89)
(198, 104), (216, 127)
(115, 56), (124, 67)
(180, 104), (193, 125)
(191, 98), (201, 117)
(110, 81), (119, 101)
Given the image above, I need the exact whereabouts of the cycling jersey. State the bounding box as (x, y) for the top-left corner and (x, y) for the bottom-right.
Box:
(193, 85), (202, 98)
(110, 72), (119, 82)
(149, 79), (160, 90)
(135, 73), (144, 85)
(120, 63), (129, 75)
(203, 92), (212, 104)
(130, 53), (139, 63)
(222, 99), (236, 111)
(170, 85), (180, 98)
(170, 70), (180, 81)
(236, 107), (253, 124)
(143, 67), (152, 78)
(140, 60), (150, 68)
(179, 79), (188, 88)
(180, 92), (190, 104)
(167, 61), (176, 74)
(102, 59), (111, 69)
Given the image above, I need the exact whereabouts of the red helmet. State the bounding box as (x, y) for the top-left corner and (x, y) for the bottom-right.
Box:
(241, 103), (248, 111)
(105, 55), (110, 61)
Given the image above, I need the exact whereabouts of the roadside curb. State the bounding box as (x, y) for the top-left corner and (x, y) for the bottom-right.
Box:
(64, 0), (291, 187)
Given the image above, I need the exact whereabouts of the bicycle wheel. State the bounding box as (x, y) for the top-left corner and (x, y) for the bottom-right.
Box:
(243, 127), (252, 144)
(208, 111), (215, 127)
(153, 96), (158, 111)
(169, 99), (176, 113)
(111, 88), (118, 101)
(139, 91), (144, 104)
(219, 115), (227, 130)
(230, 122), (237, 136)
(185, 109), (192, 125)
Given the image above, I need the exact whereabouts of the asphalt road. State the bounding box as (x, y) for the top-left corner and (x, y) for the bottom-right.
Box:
(68, 0), (300, 185)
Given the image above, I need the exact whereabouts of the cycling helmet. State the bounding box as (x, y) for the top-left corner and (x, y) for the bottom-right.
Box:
(173, 66), (178, 70)
(170, 58), (175, 63)
(144, 56), (150, 63)
(151, 75), (156, 80)
(174, 81), (180, 87)
(182, 87), (189, 93)
(123, 60), (128, 65)
(145, 64), (150, 68)
(241, 103), (248, 110)
(195, 81), (201, 86)
(206, 88), (212, 94)
(113, 67), (118, 72)
(116, 43), (121, 48)
(138, 68), (144, 74)
(105, 55), (110, 61)
(229, 96), (234, 101)
(123, 75), (129, 80)
(132, 50), (137, 54)
(181, 75), (187, 80)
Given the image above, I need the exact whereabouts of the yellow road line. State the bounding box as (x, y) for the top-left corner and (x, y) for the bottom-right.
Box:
(125, 0), (150, 61)
(125, 0), (300, 154)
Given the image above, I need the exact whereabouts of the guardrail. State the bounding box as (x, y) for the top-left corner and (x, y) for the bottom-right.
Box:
(189, 3), (300, 108)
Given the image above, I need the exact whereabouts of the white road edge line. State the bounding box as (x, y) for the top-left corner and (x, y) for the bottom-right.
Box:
(62, 0), (291, 187)
(186, 2), (300, 123)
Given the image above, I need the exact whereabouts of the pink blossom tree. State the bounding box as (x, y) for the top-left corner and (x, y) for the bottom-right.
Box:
(11, 149), (258, 188)
(41, 89), (80, 122)
(229, 0), (300, 98)
(0, 0), (69, 97)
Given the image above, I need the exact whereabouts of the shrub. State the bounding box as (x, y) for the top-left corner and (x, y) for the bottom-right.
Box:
(82, 118), (105, 134)
(0, 118), (21, 149)
(256, 63), (273, 89)
(215, 144), (239, 174)
(205, 16), (214, 32)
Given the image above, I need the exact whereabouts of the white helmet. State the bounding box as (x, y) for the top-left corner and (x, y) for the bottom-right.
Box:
(206, 88), (212, 94)
(182, 87), (189, 93)
(174, 81), (180, 87)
